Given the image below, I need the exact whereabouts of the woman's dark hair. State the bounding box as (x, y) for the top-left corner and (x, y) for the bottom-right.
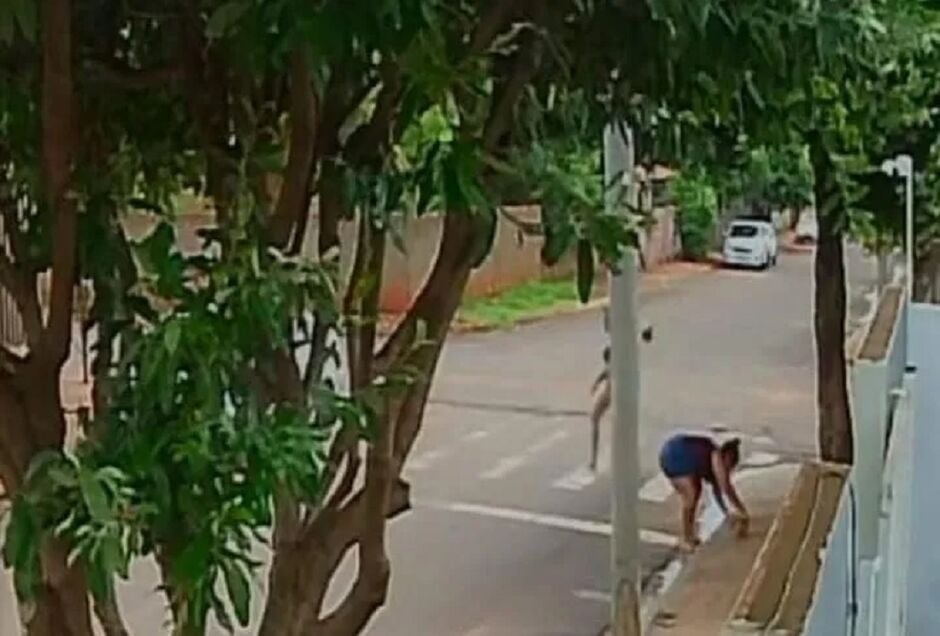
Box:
(720, 438), (741, 468)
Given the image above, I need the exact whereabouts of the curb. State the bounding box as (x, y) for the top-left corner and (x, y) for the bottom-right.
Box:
(452, 297), (609, 334)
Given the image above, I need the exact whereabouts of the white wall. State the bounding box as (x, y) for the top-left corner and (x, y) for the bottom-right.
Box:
(906, 304), (940, 635)
(804, 490), (853, 636)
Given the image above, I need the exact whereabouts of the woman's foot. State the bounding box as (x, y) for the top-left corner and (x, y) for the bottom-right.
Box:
(678, 537), (701, 553)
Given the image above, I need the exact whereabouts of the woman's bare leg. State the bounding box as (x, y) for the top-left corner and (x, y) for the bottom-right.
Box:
(671, 477), (702, 550)
(589, 380), (611, 471)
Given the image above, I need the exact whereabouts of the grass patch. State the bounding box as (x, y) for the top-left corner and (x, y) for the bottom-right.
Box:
(457, 277), (586, 329)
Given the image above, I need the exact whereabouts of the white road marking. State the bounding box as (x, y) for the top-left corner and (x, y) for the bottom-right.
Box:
(639, 473), (673, 503)
(552, 466), (598, 491)
(552, 452), (610, 491)
(573, 588), (611, 603)
(742, 451), (780, 467)
(480, 429), (569, 480)
(480, 455), (526, 480)
(462, 429), (490, 443)
(417, 499), (677, 547)
(408, 448), (449, 471)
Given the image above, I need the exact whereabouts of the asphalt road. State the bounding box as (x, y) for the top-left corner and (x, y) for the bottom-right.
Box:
(358, 246), (876, 636)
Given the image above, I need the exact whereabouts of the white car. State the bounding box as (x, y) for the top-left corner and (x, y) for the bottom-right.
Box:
(722, 220), (778, 269)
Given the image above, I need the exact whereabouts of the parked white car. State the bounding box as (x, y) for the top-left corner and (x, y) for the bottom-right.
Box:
(722, 219), (778, 269)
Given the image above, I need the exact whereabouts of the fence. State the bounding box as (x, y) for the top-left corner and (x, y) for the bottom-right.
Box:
(0, 214), (25, 348)
(805, 286), (914, 636)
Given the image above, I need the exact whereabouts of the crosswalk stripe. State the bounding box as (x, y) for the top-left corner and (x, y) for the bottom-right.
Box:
(479, 429), (569, 480)
(462, 429), (490, 442)
(639, 473), (673, 502)
(408, 448), (451, 471)
(573, 589), (611, 603)
(552, 451), (610, 491)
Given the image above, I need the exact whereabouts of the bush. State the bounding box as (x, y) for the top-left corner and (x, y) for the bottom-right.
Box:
(673, 170), (719, 260)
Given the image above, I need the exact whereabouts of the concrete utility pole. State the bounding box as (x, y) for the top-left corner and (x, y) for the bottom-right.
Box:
(604, 123), (641, 636)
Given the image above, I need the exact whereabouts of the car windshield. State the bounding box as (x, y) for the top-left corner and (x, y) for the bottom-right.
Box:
(729, 224), (759, 238)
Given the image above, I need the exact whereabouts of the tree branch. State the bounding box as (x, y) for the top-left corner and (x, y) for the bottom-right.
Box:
(268, 49), (319, 250)
(345, 66), (403, 167)
(482, 5), (547, 151)
(470, 0), (526, 54)
(41, 0), (79, 366)
(304, 477), (410, 634)
(92, 594), (129, 636)
(344, 217), (386, 390)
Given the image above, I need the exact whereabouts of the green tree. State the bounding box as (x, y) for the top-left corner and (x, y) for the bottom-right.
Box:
(0, 0), (906, 633)
(673, 168), (718, 260)
(0, 1), (744, 633)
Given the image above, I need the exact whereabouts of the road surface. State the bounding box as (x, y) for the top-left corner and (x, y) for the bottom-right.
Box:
(356, 247), (876, 636)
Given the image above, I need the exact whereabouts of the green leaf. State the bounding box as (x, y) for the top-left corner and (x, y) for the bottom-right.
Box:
(99, 532), (126, 579)
(86, 559), (114, 602)
(743, 71), (765, 110)
(211, 590), (235, 633)
(173, 534), (211, 585)
(12, 0), (35, 42)
(2, 502), (37, 569)
(12, 554), (39, 600)
(222, 560), (251, 627)
(0, 7), (13, 44)
(541, 216), (573, 266)
(78, 466), (111, 523)
(23, 449), (66, 486)
(576, 239), (595, 304)
(206, 1), (250, 39)
(164, 321), (182, 357)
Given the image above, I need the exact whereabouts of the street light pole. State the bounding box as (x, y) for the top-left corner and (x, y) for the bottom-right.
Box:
(881, 154), (914, 301)
(903, 157), (914, 303)
(604, 122), (641, 636)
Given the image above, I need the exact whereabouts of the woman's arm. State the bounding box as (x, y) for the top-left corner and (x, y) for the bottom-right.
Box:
(711, 483), (728, 514)
(711, 453), (747, 516)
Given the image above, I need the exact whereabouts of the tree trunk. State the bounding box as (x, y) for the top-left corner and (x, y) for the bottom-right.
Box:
(27, 550), (95, 636)
(789, 206), (802, 231)
(0, 375), (95, 635)
(810, 144), (853, 464)
(876, 247), (890, 294)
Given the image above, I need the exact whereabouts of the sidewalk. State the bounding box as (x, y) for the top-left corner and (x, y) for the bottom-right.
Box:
(645, 463), (801, 635)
